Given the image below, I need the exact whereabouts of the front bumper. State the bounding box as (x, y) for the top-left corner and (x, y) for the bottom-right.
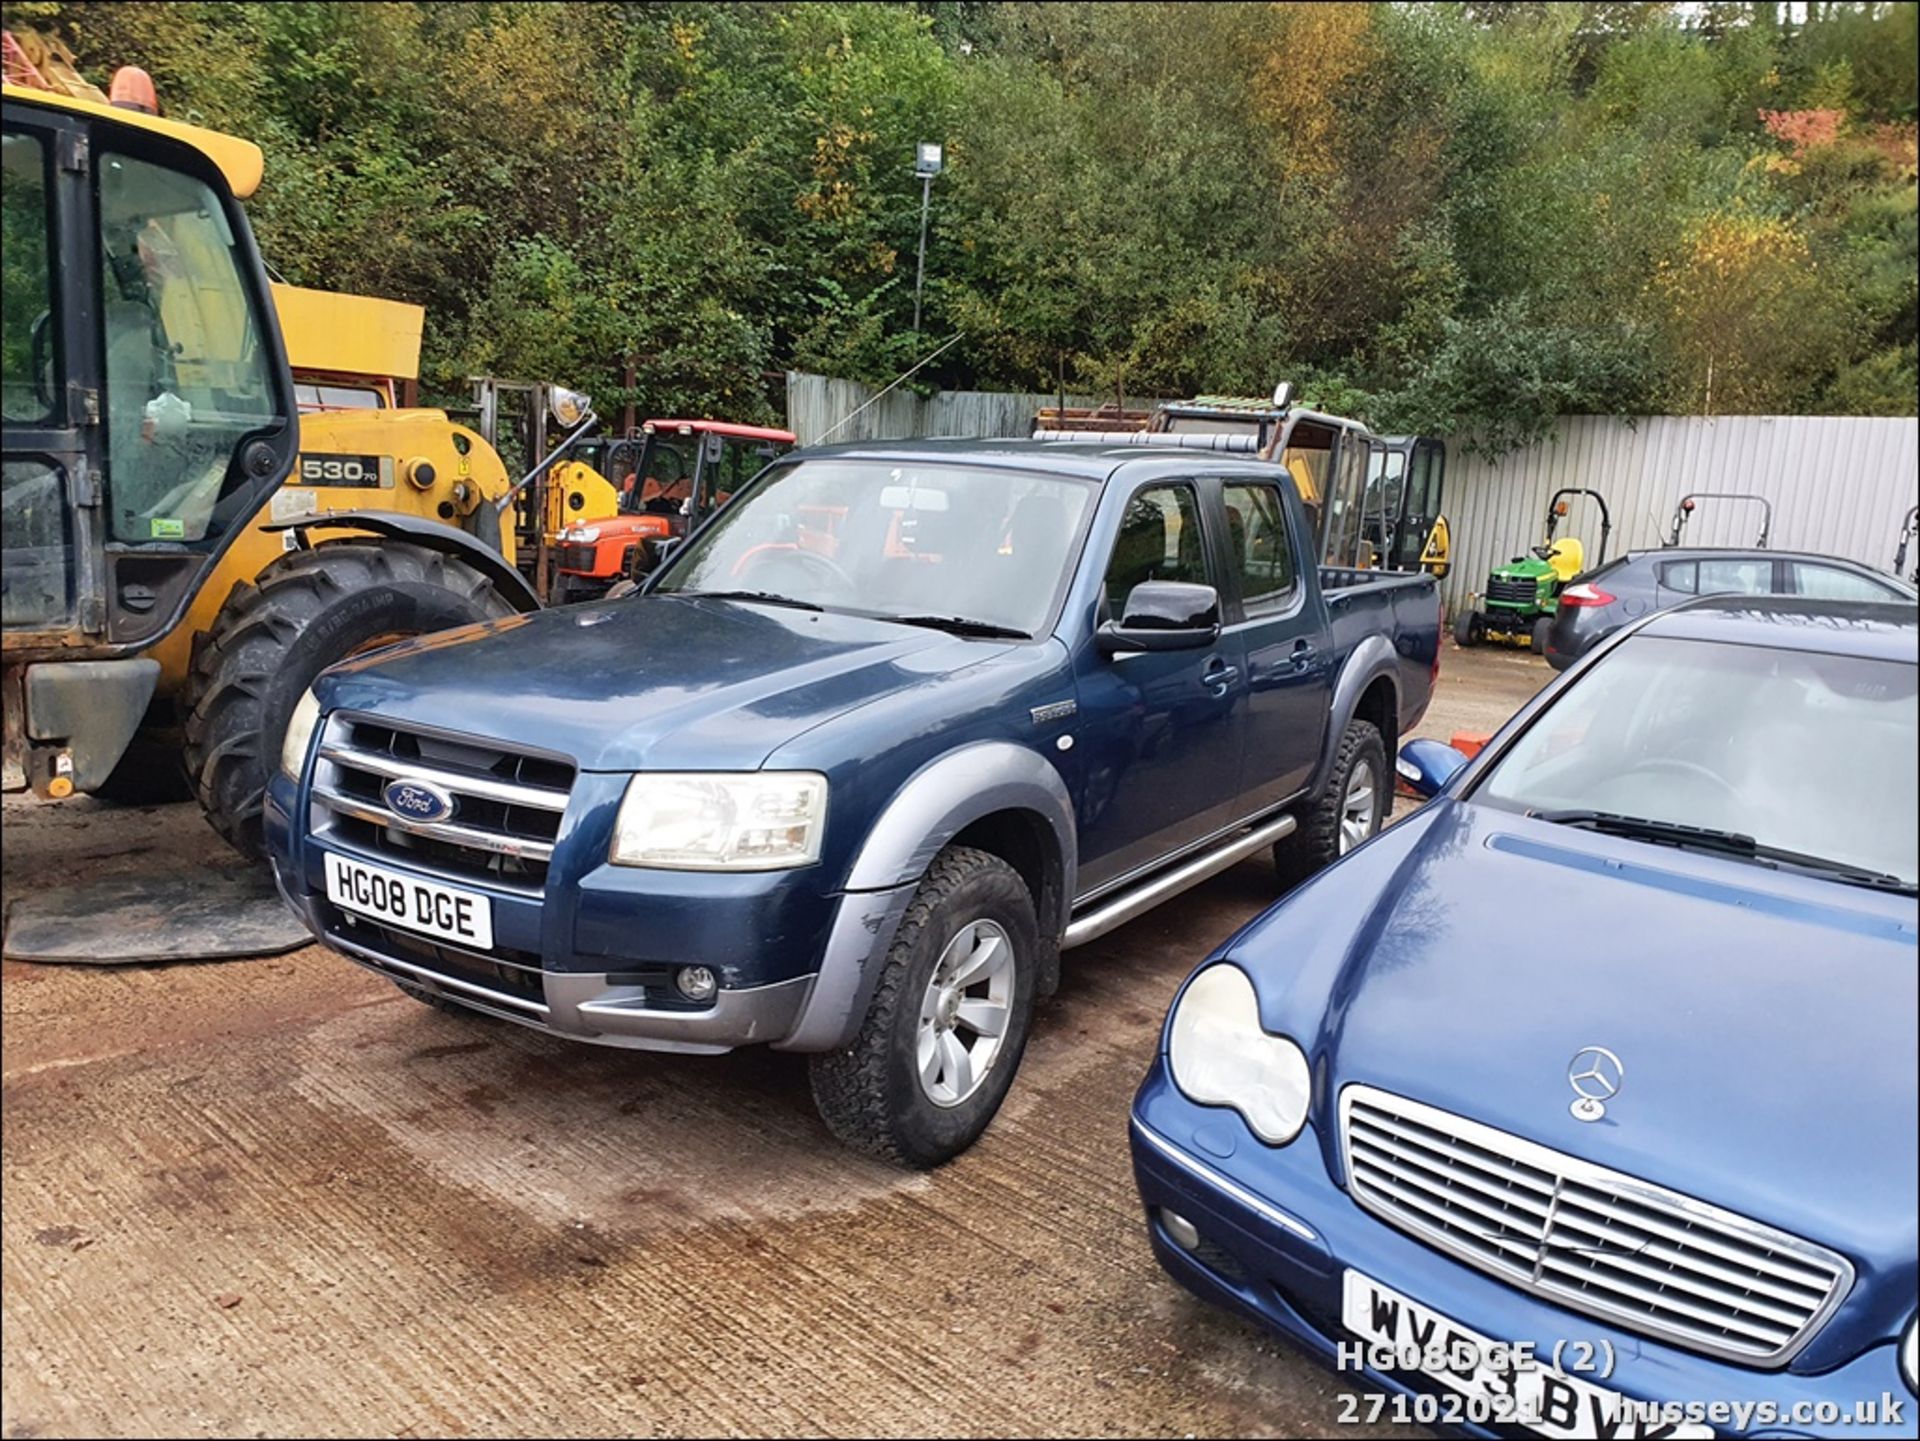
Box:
(316, 907), (809, 1055)
(266, 770), (913, 1055)
(1129, 1066), (1911, 1439)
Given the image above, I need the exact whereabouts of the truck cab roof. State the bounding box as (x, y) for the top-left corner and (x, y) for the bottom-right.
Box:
(798, 436), (1295, 485)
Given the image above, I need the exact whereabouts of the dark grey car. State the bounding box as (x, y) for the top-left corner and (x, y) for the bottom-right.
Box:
(1544, 547), (1917, 671)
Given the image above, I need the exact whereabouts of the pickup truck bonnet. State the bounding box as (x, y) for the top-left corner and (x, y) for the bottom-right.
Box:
(311, 595), (1011, 772)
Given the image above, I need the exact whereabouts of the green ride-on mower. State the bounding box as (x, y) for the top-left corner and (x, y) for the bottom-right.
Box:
(1455, 488), (1613, 654)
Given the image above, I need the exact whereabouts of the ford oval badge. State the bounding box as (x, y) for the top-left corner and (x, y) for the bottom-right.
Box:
(383, 777), (454, 823)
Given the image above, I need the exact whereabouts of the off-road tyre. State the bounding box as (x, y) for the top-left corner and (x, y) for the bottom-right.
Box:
(808, 846), (1039, 1169)
(181, 540), (519, 859)
(1530, 616), (1552, 655)
(1453, 609), (1482, 648)
(1273, 717), (1387, 890)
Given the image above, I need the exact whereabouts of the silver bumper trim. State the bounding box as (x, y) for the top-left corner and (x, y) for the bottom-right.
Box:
(325, 926), (811, 1055)
(1131, 1117), (1322, 1244)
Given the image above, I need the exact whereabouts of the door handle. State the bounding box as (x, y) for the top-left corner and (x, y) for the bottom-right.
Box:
(1290, 641), (1317, 670)
(1201, 659), (1240, 694)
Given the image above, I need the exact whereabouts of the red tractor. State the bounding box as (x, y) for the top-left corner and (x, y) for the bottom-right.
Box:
(550, 419), (796, 602)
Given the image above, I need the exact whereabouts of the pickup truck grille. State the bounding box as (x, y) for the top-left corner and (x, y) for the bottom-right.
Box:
(1339, 1087), (1851, 1366)
(310, 714), (573, 893)
(1484, 575), (1540, 607)
(319, 900), (549, 1010)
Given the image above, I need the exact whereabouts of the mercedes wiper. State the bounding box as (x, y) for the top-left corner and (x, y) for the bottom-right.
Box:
(675, 590), (823, 613)
(885, 614), (1031, 640)
(1532, 810), (1917, 893)
(1531, 810), (1761, 857)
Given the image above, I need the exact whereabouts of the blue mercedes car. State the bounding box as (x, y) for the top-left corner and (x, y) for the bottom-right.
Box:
(1131, 596), (1918, 1438)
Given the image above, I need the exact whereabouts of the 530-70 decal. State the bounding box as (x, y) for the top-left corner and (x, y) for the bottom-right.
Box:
(296, 454), (392, 488)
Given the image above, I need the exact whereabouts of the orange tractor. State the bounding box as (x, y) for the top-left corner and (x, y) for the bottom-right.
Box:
(548, 419), (795, 602)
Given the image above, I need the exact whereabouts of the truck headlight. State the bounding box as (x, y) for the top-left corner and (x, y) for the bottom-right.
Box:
(279, 688), (323, 780)
(1168, 964), (1311, 1146)
(609, 772), (827, 870)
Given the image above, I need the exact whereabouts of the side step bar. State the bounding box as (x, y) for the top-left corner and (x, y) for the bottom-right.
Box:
(1061, 812), (1296, 950)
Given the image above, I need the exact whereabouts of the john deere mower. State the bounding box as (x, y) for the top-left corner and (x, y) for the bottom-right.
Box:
(1455, 488), (1612, 653)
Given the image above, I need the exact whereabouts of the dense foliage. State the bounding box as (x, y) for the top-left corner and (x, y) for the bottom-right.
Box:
(10, 1), (1917, 448)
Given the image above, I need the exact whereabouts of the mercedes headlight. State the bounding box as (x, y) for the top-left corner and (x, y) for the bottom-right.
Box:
(1901, 1314), (1916, 1396)
(610, 772), (827, 870)
(1168, 964), (1311, 1146)
(279, 688), (323, 781)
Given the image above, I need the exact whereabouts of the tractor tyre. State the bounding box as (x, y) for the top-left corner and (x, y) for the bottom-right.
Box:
(1530, 617), (1552, 655)
(1453, 609), (1482, 648)
(181, 540), (521, 860)
(92, 720), (193, 805)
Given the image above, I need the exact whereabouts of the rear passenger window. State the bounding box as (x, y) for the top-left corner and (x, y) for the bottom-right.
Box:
(1696, 558), (1776, 596)
(1223, 482), (1298, 616)
(1104, 485), (1206, 615)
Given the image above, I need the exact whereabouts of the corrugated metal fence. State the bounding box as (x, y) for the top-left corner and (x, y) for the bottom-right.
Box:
(785, 373), (1918, 605)
(786, 369), (1166, 445)
(1439, 415), (1917, 611)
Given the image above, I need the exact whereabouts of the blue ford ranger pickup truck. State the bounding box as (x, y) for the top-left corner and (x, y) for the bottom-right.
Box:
(266, 439), (1440, 1165)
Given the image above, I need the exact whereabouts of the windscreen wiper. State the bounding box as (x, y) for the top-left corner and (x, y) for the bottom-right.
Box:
(1532, 810), (1916, 893)
(675, 590), (823, 613)
(1531, 810), (1761, 857)
(885, 614), (1032, 640)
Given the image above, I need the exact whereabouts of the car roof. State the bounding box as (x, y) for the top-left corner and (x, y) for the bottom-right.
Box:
(792, 436), (1288, 482)
(1616, 546), (1893, 569)
(1639, 594), (1919, 662)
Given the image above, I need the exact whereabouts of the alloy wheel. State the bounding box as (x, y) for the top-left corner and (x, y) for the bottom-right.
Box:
(1339, 761), (1379, 855)
(915, 919), (1015, 1107)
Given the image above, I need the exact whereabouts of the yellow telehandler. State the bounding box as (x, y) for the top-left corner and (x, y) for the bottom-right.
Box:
(2, 41), (602, 861)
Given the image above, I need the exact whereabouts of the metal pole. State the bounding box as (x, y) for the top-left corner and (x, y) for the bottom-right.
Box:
(912, 172), (932, 334)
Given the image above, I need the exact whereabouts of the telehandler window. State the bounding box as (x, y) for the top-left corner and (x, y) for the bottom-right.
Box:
(97, 151), (280, 544)
(2, 128), (72, 628)
(1, 130), (56, 425)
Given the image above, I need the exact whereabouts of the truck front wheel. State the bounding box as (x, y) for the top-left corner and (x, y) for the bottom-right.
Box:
(1274, 717), (1387, 890)
(808, 846), (1039, 1168)
(182, 540), (520, 860)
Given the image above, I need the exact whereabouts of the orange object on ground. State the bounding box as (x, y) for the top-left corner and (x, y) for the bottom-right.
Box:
(1450, 732), (1489, 759)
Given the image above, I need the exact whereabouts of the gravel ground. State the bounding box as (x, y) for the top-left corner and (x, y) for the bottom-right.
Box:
(2, 645), (1549, 1439)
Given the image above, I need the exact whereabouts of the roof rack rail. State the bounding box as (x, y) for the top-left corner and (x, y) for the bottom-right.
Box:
(1030, 429), (1262, 452)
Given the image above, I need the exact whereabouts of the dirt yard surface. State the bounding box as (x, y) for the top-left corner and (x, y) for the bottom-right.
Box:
(2, 646), (1549, 1439)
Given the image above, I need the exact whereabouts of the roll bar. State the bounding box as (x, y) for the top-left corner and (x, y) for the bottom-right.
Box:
(1544, 488), (1613, 568)
(1666, 492), (1772, 549)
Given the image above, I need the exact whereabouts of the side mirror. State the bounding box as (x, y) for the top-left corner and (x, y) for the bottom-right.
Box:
(1396, 738), (1469, 800)
(1097, 581), (1221, 655)
(548, 386), (593, 428)
(1270, 380), (1295, 410)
